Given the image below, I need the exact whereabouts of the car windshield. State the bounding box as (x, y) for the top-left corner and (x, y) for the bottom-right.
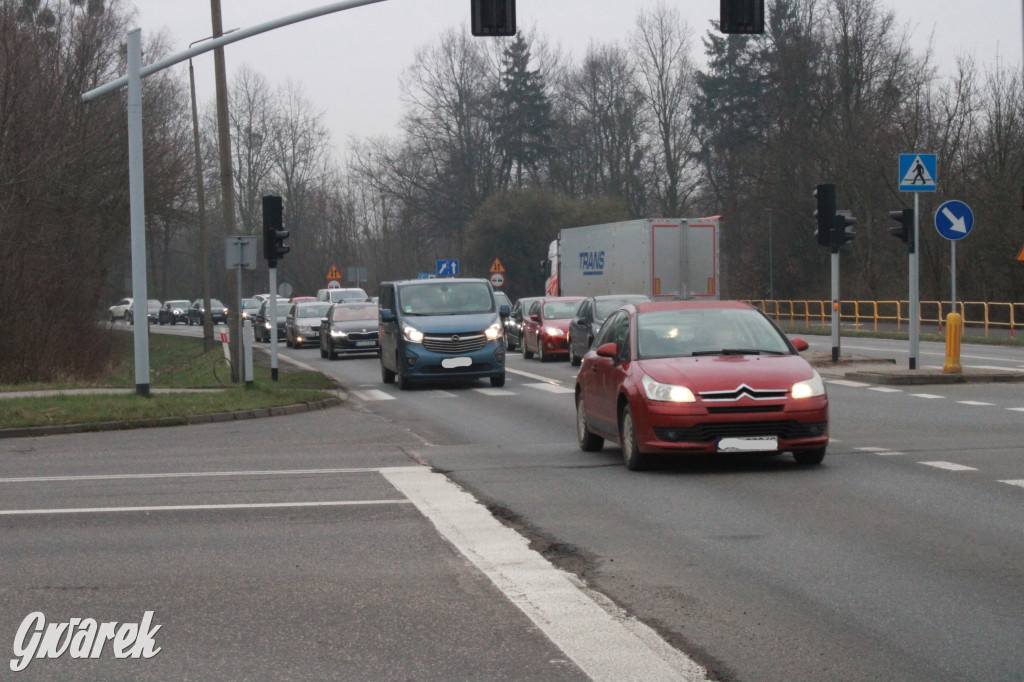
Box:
(241, 298), (260, 310)
(296, 303), (331, 319)
(398, 282), (494, 315)
(542, 301), (580, 320)
(330, 289), (368, 302)
(209, 299), (224, 308)
(147, 299), (161, 308)
(167, 300), (189, 309)
(636, 308), (791, 359)
(595, 296), (648, 321)
(332, 305), (376, 322)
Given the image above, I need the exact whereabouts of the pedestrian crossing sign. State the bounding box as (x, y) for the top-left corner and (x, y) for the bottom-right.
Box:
(899, 153), (937, 192)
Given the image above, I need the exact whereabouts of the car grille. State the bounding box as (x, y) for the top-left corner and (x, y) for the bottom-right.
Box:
(706, 405), (784, 414)
(654, 421), (827, 443)
(422, 332), (487, 354)
(698, 385), (789, 401)
(348, 331), (378, 341)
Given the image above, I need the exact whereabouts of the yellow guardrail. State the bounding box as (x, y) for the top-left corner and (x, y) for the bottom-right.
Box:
(747, 300), (1024, 338)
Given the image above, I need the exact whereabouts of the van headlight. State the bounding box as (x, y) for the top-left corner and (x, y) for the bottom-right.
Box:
(403, 325), (424, 343)
(641, 373), (696, 403)
(484, 322), (502, 340)
(791, 371), (825, 399)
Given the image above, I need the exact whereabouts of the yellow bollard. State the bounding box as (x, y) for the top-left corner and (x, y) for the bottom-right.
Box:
(943, 312), (963, 374)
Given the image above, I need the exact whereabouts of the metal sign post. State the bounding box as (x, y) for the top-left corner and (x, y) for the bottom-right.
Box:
(226, 236), (257, 381)
(899, 153), (937, 370)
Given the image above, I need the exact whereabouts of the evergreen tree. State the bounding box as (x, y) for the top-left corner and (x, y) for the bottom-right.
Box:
(493, 33), (555, 188)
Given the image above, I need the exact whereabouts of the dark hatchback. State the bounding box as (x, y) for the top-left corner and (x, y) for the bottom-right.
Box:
(158, 300), (191, 325)
(320, 302), (380, 359)
(254, 299), (292, 342)
(187, 298), (228, 325)
(567, 294), (652, 366)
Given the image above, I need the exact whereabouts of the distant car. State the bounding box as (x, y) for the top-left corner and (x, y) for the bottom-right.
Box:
(239, 298), (262, 326)
(574, 300), (829, 471)
(285, 301), (332, 348)
(521, 296), (584, 362)
(567, 294), (653, 366)
(108, 297), (132, 322)
(289, 296), (317, 304)
(319, 302), (380, 360)
(187, 298), (228, 326)
(127, 299), (161, 325)
(504, 296), (542, 352)
(316, 287), (369, 304)
(494, 291), (512, 314)
(158, 300), (190, 325)
(254, 299), (292, 342)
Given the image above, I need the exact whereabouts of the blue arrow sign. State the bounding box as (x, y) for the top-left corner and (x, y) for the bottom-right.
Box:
(899, 153), (937, 192)
(934, 200), (973, 241)
(436, 259), (459, 276)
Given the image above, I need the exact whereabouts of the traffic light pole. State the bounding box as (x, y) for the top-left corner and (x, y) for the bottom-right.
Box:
(909, 193), (920, 369)
(126, 29), (150, 397)
(831, 251), (840, 362)
(269, 267), (279, 381)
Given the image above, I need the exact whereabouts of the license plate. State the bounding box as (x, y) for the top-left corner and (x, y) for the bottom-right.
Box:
(355, 340), (376, 347)
(718, 436), (778, 453)
(441, 357), (472, 369)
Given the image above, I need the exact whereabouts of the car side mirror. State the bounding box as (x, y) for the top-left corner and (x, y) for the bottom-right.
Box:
(790, 337), (809, 351)
(530, 314), (540, 322)
(596, 342), (619, 358)
(380, 309), (395, 323)
(574, 316), (586, 326)
(499, 303), (510, 317)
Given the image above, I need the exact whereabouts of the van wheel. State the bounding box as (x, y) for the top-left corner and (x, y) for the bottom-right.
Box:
(381, 362), (395, 384)
(490, 373), (505, 388)
(397, 367), (412, 391)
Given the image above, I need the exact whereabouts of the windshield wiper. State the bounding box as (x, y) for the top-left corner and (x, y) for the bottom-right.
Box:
(690, 348), (785, 356)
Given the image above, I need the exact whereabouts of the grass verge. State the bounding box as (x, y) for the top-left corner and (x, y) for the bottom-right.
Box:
(0, 333), (339, 431)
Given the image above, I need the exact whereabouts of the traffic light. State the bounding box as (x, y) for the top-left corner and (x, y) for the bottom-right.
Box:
(262, 195), (289, 266)
(814, 183), (836, 247)
(720, 0), (764, 34)
(471, 0), (515, 37)
(832, 210), (856, 251)
(889, 208), (915, 253)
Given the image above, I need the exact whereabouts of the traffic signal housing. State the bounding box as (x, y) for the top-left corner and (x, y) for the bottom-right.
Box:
(471, 0), (515, 36)
(814, 183), (836, 247)
(720, 0), (764, 34)
(832, 210), (856, 251)
(889, 208), (915, 253)
(262, 195), (289, 267)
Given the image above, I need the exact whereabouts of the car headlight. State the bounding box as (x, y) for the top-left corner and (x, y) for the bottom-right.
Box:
(641, 373), (696, 403)
(264, 322), (272, 330)
(544, 326), (562, 337)
(403, 325), (424, 343)
(173, 309), (183, 315)
(484, 322), (501, 340)
(331, 329), (348, 338)
(791, 370), (825, 399)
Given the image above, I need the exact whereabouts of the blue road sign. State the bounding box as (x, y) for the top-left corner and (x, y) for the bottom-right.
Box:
(934, 200), (974, 241)
(899, 153), (937, 192)
(436, 259), (460, 276)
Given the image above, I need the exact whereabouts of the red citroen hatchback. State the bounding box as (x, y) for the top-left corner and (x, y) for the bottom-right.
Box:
(574, 301), (828, 470)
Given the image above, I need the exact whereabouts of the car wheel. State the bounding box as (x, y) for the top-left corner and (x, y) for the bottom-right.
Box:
(381, 361), (395, 384)
(328, 346), (337, 361)
(538, 343), (547, 362)
(793, 447), (826, 466)
(569, 343), (581, 367)
(522, 338), (533, 360)
(504, 332), (516, 352)
(490, 373), (505, 388)
(620, 406), (648, 471)
(576, 394), (604, 452)
(320, 343), (327, 359)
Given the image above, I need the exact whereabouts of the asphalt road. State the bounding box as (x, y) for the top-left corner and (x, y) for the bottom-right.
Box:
(5, 326), (1024, 681)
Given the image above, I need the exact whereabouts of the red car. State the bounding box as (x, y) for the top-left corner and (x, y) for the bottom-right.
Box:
(521, 296), (584, 362)
(574, 300), (828, 470)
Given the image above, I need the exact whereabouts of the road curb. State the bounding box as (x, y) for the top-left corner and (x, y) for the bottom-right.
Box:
(0, 396), (343, 440)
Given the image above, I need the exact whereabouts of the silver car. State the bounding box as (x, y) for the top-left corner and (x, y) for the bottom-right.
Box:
(285, 302), (332, 348)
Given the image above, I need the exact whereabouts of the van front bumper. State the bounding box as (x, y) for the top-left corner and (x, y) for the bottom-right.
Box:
(399, 341), (505, 381)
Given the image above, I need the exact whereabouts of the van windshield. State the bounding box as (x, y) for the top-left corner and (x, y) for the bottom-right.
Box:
(398, 282), (494, 316)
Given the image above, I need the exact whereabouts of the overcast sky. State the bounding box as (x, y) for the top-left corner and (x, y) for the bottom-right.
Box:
(128, 0), (1023, 159)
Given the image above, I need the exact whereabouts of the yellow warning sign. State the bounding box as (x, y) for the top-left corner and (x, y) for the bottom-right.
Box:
(1017, 244), (1024, 263)
(327, 265), (342, 281)
(489, 258), (505, 274)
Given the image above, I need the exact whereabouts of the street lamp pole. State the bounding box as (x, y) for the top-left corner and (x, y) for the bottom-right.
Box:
(766, 208), (774, 302)
(189, 47), (213, 352)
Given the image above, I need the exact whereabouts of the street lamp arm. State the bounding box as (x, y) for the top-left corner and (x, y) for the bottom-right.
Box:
(83, 0), (387, 102)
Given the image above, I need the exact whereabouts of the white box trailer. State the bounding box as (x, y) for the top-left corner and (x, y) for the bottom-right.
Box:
(545, 217), (720, 300)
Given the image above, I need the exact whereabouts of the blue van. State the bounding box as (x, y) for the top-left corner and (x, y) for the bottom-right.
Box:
(378, 278), (510, 390)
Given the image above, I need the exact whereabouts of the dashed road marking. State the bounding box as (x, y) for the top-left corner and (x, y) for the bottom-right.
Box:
(999, 480), (1024, 488)
(1007, 408), (1024, 413)
(855, 446), (904, 456)
(474, 388), (516, 396)
(868, 387), (903, 393)
(353, 389), (395, 401)
(825, 379), (870, 387)
(526, 383), (575, 394)
(957, 400), (994, 406)
(920, 461), (978, 472)
(911, 393), (945, 399)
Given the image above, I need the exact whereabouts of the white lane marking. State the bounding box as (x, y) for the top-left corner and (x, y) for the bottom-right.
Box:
(957, 400), (994, 406)
(353, 389), (395, 401)
(473, 388), (516, 396)
(1007, 408), (1024, 413)
(825, 379), (870, 387)
(855, 447), (904, 456)
(420, 390), (456, 399)
(0, 500), (412, 516)
(920, 461), (978, 472)
(506, 366), (565, 384)
(911, 393), (945, 399)
(964, 364), (1024, 373)
(999, 480), (1024, 488)
(868, 387), (903, 393)
(0, 467), (395, 485)
(382, 466), (707, 682)
(526, 383), (575, 394)
(855, 447), (890, 452)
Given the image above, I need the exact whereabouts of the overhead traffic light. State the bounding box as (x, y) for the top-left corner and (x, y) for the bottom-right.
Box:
(262, 195), (289, 267)
(832, 210), (856, 251)
(814, 183), (836, 247)
(889, 208), (915, 253)
(471, 0), (515, 36)
(720, 0), (764, 34)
